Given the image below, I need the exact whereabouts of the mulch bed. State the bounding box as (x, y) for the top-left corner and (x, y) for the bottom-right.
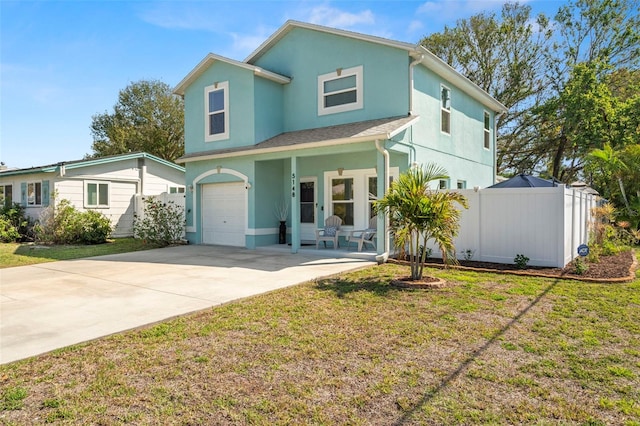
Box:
(394, 250), (637, 283)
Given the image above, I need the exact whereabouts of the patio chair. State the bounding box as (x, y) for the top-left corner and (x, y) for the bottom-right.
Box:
(316, 215), (342, 249)
(345, 217), (377, 252)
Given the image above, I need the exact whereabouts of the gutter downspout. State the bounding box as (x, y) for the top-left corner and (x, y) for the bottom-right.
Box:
(375, 139), (389, 264)
(409, 53), (424, 115)
(493, 111), (506, 184)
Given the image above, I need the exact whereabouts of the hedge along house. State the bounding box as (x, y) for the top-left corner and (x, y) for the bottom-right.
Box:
(174, 20), (507, 258)
(0, 153), (185, 237)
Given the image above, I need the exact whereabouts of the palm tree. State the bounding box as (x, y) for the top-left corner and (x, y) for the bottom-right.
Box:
(374, 163), (468, 281)
(588, 143), (631, 214)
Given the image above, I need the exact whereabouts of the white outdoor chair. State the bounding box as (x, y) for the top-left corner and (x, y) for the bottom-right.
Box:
(316, 215), (342, 249)
(346, 217), (377, 252)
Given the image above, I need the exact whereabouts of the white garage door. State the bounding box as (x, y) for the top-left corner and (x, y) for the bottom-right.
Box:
(201, 182), (245, 246)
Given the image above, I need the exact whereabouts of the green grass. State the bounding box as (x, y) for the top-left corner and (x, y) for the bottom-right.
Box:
(1, 251), (639, 425)
(0, 238), (160, 268)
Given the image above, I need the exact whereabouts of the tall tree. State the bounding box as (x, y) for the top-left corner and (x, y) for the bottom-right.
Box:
(89, 80), (184, 162)
(421, 3), (552, 176)
(535, 0), (639, 181)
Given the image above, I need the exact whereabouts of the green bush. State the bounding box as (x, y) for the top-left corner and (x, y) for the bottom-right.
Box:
(35, 198), (112, 244)
(573, 257), (588, 275)
(133, 196), (185, 246)
(0, 215), (21, 242)
(514, 254), (530, 269)
(0, 203), (34, 241)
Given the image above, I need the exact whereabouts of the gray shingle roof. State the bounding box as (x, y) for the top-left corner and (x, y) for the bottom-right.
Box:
(178, 115), (418, 162)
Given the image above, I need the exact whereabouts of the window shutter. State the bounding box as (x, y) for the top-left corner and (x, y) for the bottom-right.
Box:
(42, 180), (50, 207)
(20, 182), (27, 206)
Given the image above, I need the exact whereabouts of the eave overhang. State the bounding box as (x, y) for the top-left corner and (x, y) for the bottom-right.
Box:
(176, 115), (419, 164)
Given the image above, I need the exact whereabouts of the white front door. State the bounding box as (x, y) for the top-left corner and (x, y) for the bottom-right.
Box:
(201, 182), (245, 246)
(299, 178), (316, 243)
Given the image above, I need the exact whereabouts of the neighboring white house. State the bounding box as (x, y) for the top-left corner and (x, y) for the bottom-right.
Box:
(0, 152), (185, 237)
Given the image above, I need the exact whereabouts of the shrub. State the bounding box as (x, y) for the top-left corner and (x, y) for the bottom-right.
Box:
(0, 215), (21, 242)
(133, 196), (185, 246)
(35, 198), (112, 244)
(514, 254), (529, 269)
(574, 257), (588, 275)
(0, 203), (34, 241)
(589, 203), (636, 256)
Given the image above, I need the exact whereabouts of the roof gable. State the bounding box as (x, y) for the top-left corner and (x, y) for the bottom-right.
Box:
(244, 20), (506, 113)
(245, 20), (416, 64)
(173, 53), (291, 97)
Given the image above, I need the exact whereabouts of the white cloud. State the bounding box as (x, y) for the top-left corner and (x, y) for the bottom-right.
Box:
(228, 26), (277, 58)
(307, 5), (375, 29)
(417, 1), (444, 14)
(408, 20), (424, 34)
(138, 4), (218, 32)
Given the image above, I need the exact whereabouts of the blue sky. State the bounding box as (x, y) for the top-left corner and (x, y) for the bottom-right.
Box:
(1, 0), (564, 169)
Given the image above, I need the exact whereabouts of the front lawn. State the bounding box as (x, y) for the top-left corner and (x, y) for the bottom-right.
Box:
(1, 259), (638, 425)
(0, 239), (160, 268)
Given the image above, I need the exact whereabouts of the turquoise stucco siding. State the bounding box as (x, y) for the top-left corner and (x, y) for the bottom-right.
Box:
(411, 65), (495, 188)
(183, 61), (257, 155)
(254, 78), (284, 143)
(252, 27), (410, 131)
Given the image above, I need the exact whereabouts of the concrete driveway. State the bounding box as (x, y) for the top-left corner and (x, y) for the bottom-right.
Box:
(0, 245), (374, 364)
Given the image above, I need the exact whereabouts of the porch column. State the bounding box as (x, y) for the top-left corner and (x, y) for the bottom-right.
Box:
(290, 156), (300, 254)
(376, 144), (387, 256)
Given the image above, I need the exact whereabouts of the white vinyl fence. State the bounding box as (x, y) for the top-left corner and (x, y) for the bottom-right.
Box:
(135, 193), (186, 238)
(425, 185), (597, 268)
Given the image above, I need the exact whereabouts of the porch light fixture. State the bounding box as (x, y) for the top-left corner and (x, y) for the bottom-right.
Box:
(336, 68), (343, 76)
(338, 167), (344, 176)
(188, 184), (194, 193)
(216, 165), (222, 174)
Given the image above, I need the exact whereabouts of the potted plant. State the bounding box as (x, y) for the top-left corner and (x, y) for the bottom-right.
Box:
(274, 200), (289, 244)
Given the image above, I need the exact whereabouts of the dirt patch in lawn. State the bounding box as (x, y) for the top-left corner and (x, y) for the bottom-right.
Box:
(397, 250), (637, 283)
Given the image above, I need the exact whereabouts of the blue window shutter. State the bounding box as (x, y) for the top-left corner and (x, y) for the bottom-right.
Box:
(42, 180), (50, 207)
(20, 182), (27, 206)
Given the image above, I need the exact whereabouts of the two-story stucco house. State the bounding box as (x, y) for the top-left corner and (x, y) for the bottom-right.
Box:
(0, 152), (185, 237)
(173, 20), (507, 256)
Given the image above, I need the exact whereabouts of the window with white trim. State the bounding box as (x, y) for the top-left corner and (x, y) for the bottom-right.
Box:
(169, 186), (185, 194)
(0, 184), (12, 208)
(85, 181), (109, 208)
(331, 177), (354, 226)
(438, 179), (449, 190)
(483, 111), (491, 149)
(318, 65), (363, 116)
(27, 182), (42, 206)
(368, 176), (394, 219)
(326, 168), (399, 230)
(457, 180), (466, 189)
(204, 81), (229, 142)
(441, 85), (451, 134)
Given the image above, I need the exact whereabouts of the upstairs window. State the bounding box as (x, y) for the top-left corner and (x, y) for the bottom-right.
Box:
(205, 81), (229, 142)
(457, 180), (467, 189)
(86, 181), (109, 208)
(438, 179), (449, 190)
(484, 111), (491, 149)
(441, 85), (451, 134)
(169, 186), (185, 194)
(318, 65), (363, 116)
